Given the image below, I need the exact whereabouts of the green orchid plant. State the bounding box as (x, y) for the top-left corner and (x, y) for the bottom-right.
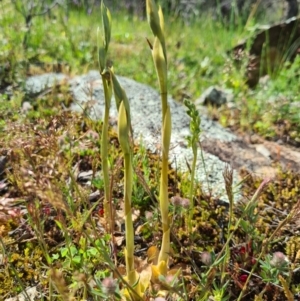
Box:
(98, 1), (177, 298)
(98, 1), (113, 232)
(99, 3), (148, 298)
(146, 0), (172, 280)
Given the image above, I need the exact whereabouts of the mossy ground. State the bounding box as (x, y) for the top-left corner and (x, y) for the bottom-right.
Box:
(1, 101), (300, 300)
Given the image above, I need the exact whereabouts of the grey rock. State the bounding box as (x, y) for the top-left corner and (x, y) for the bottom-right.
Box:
(21, 101), (33, 112)
(25, 73), (68, 95)
(88, 190), (101, 202)
(255, 144), (271, 159)
(68, 71), (239, 201)
(77, 170), (94, 182)
(4, 286), (40, 301)
(195, 86), (231, 107)
(24, 71), (240, 201)
(290, 101), (300, 109)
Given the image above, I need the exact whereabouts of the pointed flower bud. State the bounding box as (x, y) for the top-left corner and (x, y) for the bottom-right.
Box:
(146, 0), (163, 40)
(101, 1), (111, 52)
(152, 37), (167, 94)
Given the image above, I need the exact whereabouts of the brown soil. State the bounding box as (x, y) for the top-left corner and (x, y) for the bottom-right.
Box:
(201, 132), (300, 178)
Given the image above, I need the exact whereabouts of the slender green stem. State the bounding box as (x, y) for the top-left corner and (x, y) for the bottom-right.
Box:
(199, 141), (211, 195)
(49, 276), (53, 301)
(100, 76), (112, 231)
(99, 1), (112, 231)
(124, 152), (136, 285)
(83, 230), (143, 301)
(236, 211), (291, 301)
(202, 178), (270, 297)
(158, 142), (170, 263)
(158, 103), (171, 265)
(118, 100), (139, 296)
(188, 144), (197, 233)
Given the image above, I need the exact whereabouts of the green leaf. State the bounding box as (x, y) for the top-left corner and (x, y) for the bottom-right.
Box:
(87, 247), (99, 257)
(111, 70), (123, 110)
(102, 69), (113, 105)
(152, 37), (167, 93)
(51, 253), (59, 260)
(72, 255), (82, 265)
(146, 0), (166, 60)
(240, 219), (250, 232)
(98, 46), (106, 72)
(92, 177), (104, 190)
(60, 247), (68, 258)
(70, 245), (78, 257)
(210, 253), (227, 267)
(89, 289), (107, 298)
(54, 220), (63, 230)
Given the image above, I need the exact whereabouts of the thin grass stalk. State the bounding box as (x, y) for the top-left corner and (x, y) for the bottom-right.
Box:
(189, 144), (197, 214)
(199, 178), (270, 298)
(184, 99), (201, 234)
(187, 136), (197, 235)
(198, 141), (211, 195)
(236, 199), (298, 301)
(83, 228), (143, 301)
(222, 166), (234, 284)
(245, 0), (262, 28)
(49, 277), (53, 301)
(26, 202), (52, 265)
